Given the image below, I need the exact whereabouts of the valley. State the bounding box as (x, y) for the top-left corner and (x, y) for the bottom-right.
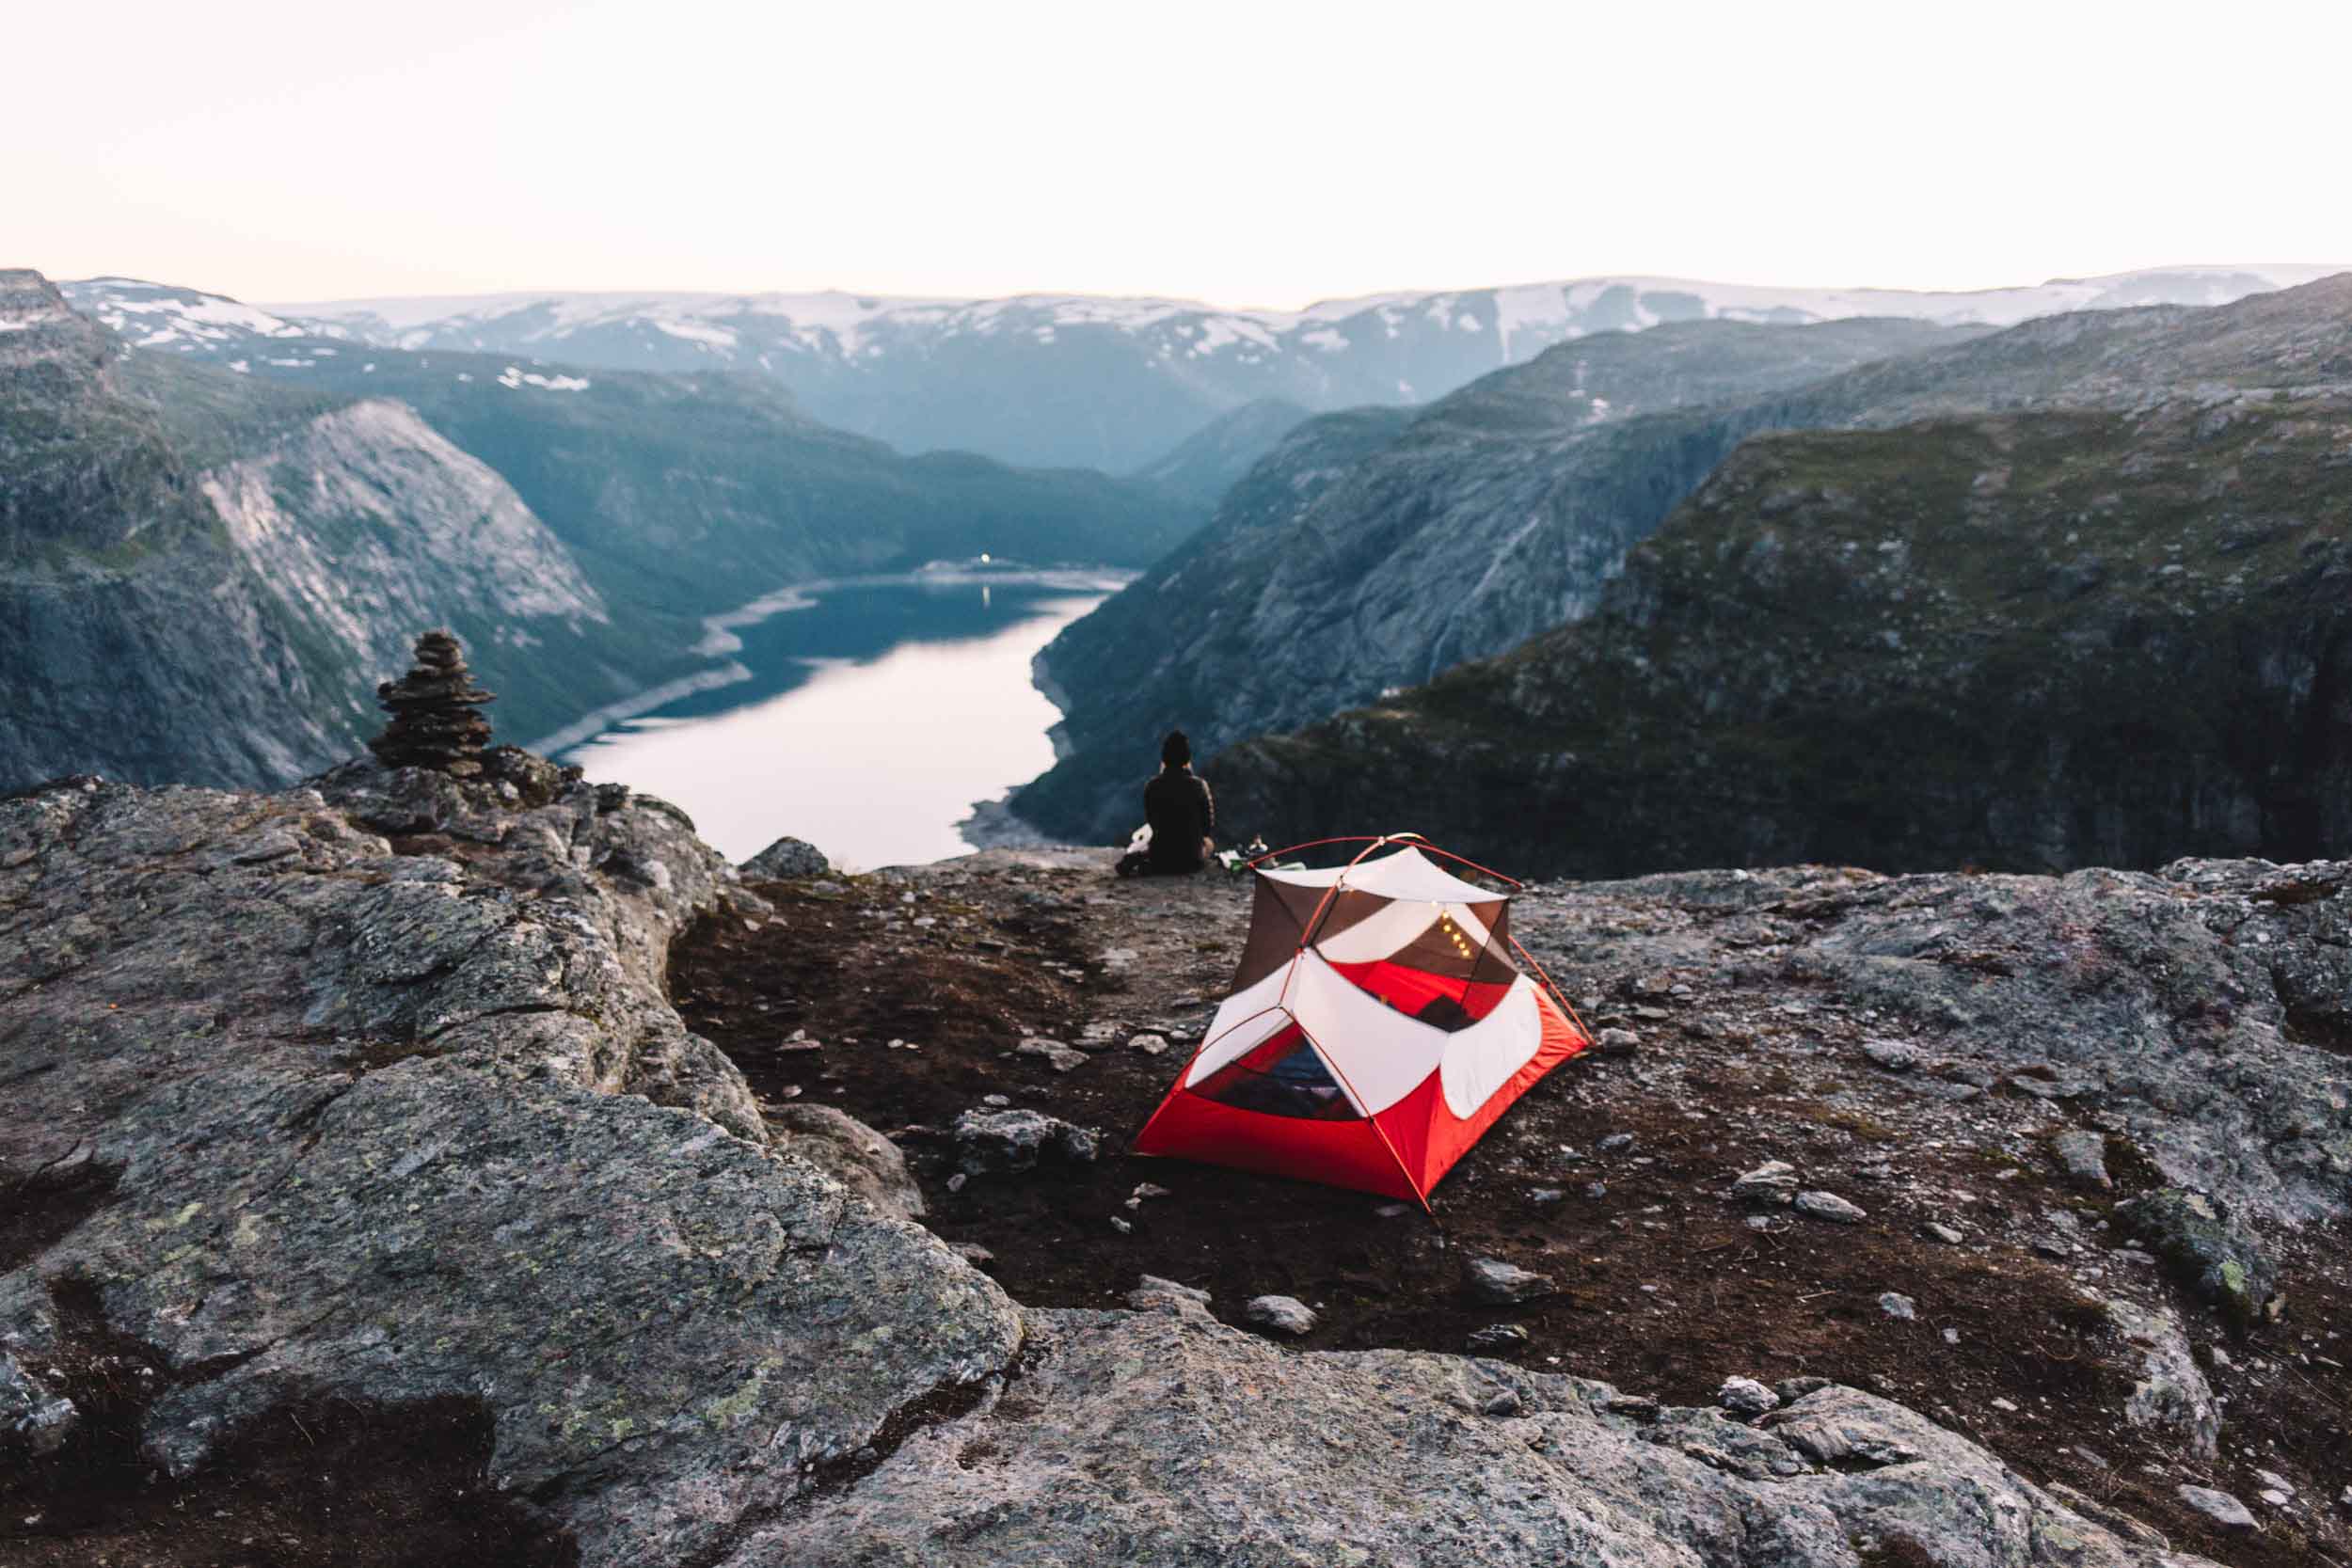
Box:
(559, 570), (1125, 867)
(13, 261), (2352, 871)
(1, 269), (1183, 799)
(7, 248), (2352, 1568)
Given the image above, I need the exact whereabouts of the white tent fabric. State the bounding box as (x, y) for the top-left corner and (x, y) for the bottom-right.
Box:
(1434, 978), (1545, 1117)
(1258, 845), (1506, 905)
(1189, 871), (1540, 1117)
(1315, 898), (1496, 965)
(1280, 953), (1437, 1112)
(1279, 951), (1546, 1116)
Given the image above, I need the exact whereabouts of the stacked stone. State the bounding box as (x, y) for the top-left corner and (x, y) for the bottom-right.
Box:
(368, 629), (496, 776)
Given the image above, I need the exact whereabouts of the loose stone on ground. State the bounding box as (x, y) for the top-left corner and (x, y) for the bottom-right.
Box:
(1794, 1191), (1867, 1224)
(1244, 1295), (1319, 1336)
(1466, 1257), (1554, 1305)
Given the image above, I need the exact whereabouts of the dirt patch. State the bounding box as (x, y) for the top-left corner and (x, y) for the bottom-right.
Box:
(0, 1159), (117, 1275)
(670, 872), (1097, 1132)
(0, 1278), (575, 1568)
(675, 851), (2352, 1568)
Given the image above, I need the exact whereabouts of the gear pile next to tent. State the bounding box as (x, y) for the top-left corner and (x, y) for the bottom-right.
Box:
(1134, 834), (1591, 1205)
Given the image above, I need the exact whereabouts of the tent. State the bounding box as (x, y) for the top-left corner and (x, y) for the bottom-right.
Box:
(1133, 834), (1590, 1206)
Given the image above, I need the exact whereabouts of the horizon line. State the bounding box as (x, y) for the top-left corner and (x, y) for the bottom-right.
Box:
(45, 261), (2352, 322)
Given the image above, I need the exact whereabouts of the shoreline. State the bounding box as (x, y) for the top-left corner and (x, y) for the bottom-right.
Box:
(956, 794), (1086, 854)
(693, 564), (1135, 658)
(531, 562), (1136, 761)
(525, 660), (755, 757)
(536, 561), (1133, 865)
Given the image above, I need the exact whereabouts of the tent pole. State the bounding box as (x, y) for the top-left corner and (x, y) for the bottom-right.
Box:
(1411, 842), (1524, 891)
(1248, 834), (1382, 868)
(1254, 832), (1524, 893)
(1295, 834), (1393, 956)
(1509, 935), (1593, 1040)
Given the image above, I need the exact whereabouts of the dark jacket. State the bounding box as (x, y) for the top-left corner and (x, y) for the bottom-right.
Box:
(1143, 766), (1216, 872)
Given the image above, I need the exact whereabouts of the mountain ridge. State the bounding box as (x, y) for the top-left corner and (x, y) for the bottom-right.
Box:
(64, 265), (2344, 469)
(1010, 314), (1986, 840)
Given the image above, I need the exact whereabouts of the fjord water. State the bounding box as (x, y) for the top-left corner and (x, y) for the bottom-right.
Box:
(560, 573), (1123, 869)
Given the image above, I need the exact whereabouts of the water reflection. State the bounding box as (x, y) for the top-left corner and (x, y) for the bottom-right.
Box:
(563, 573), (1120, 868)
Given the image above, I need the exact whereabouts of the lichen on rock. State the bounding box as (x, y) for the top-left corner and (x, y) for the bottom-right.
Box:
(0, 762), (2238, 1567)
(0, 760), (1023, 1563)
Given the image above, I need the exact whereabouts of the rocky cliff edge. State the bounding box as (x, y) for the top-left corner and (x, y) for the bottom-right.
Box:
(1, 763), (2226, 1566)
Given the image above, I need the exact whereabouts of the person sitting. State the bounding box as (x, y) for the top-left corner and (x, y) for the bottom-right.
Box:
(1117, 730), (1216, 876)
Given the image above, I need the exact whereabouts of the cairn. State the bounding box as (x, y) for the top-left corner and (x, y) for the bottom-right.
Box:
(368, 629), (496, 776)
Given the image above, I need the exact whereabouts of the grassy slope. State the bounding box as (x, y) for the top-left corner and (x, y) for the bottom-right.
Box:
(1216, 393), (2352, 875)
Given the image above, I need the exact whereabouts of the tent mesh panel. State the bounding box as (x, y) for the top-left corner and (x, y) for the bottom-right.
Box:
(1192, 1022), (1363, 1121)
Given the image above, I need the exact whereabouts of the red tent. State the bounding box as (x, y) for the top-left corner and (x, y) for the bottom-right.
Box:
(1134, 834), (1590, 1206)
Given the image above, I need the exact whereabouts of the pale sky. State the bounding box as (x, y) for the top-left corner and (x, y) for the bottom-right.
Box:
(9, 0), (2350, 310)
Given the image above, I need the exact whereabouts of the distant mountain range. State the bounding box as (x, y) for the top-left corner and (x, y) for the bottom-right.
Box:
(64, 265), (2346, 470)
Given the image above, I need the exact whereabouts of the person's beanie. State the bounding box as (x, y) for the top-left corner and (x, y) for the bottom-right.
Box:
(1162, 730), (1191, 767)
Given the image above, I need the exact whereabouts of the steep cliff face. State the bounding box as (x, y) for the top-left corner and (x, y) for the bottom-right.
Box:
(197, 399), (630, 746)
(1011, 404), (1419, 833)
(0, 273), (353, 784)
(2, 269), (1194, 790)
(0, 268), (227, 557)
(1020, 317), (1976, 840)
(1028, 277), (2352, 846)
(1214, 389), (2352, 876)
(0, 271), (653, 788)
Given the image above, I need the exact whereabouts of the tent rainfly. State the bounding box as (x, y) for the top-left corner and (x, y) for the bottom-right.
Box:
(1133, 834), (1590, 1205)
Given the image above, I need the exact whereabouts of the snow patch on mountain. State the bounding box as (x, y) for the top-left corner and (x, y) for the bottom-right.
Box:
(650, 317), (739, 350)
(63, 277), (308, 351)
(77, 264), (2351, 377)
(498, 365), (592, 391)
(59, 263), (2352, 470)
